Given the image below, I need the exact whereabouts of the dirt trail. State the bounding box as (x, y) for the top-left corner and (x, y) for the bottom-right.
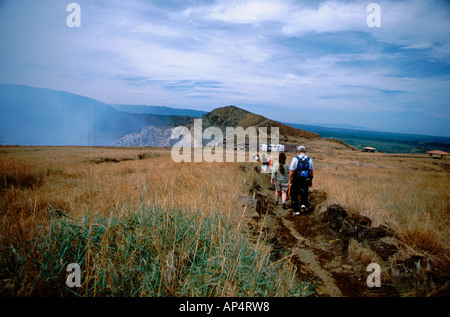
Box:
(245, 166), (399, 297)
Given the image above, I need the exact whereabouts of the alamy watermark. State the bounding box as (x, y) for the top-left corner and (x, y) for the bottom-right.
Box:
(366, 263), (382, 288)
(66, 263), (81, 288)
(65, 3), (380, 29)
(66, 3), (81, 28)
(170, 119), (280, 168)
(367, 3), (381, 28)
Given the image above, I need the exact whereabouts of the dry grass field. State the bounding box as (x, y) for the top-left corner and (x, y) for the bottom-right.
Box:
(297, 138), (450, 295)
(0, 142), (448, 296)
(0, 146), (305, 296)
(305, 139), (450, 256)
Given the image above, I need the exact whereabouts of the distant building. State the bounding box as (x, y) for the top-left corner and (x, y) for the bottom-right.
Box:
(270, 144), (285, 152)
(427, 150), (448, 160)
(260, 144), (285, 152)
(363, 147), (376, 152)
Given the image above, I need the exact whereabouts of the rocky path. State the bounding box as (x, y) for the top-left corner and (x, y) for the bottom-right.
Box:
(277, 207), (343, 297)
(245, 166), (401, 297)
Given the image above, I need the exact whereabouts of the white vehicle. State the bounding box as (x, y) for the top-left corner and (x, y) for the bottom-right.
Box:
(269, 144), (285, 152)
(260, 144), (284, 152)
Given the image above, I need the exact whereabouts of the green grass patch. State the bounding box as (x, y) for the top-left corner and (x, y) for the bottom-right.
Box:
(1, 205), (314, 297)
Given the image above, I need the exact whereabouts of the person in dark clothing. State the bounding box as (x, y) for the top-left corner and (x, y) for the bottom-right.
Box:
(289, 145), (314, 215)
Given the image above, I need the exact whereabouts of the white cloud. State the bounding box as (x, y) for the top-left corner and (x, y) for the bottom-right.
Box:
(377, 0), (450, 42)
(131, 23), (184, 38)
(190, 0), (450, 54)
(1, 0), (449, 135)
(186, 0), (290, 24)
(282, 1), (367, 35)
(401, 42), (433, 50)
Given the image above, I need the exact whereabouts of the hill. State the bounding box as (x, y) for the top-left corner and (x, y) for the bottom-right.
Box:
(110, 104), (207, 117)
(0, 84), (320, 147)
(117, 105), (321, 147)
(0, 84), (191, 146)
(197, 105), (320, 144)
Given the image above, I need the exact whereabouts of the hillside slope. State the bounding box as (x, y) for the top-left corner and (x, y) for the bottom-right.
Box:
(199, 105), (320, 143)
(114, 105), (322, 147)
(0, 84), (191, 145)
(0, 84), (320, 147)
(111, 104), (207, 117)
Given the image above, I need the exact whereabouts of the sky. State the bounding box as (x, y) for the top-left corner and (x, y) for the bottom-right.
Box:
(0, 0), (449, 136)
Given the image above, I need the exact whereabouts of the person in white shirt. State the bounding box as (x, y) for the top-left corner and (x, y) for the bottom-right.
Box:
(289, 145), (314, 215)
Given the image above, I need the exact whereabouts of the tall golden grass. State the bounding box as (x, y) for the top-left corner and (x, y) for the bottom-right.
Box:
(0, 146), (308, 297)
(1, 144), (448, 296)
(315, 153), (449, 252)
(291, 144), (450, 288)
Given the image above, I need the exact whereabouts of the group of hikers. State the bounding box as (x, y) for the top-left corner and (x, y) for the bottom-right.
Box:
(265, 145), (314, 215)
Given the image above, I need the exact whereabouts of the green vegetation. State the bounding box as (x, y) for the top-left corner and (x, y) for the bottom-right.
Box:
(1, 204), (312, 297)
(286, 123), (450, 153)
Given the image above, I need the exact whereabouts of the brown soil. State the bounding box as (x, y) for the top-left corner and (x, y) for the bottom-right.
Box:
(245, 166), (401, 297)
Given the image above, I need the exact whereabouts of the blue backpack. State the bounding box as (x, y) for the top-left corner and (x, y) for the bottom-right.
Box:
(294, 156), (311, 179)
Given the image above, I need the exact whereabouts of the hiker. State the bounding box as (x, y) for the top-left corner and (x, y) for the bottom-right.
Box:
(271, 152), (290, 210)
(261, 154), (270, 172)
(289, 145), (314, 215)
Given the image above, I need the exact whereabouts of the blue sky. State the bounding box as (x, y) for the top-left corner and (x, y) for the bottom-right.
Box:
(0, 0), (449, 136)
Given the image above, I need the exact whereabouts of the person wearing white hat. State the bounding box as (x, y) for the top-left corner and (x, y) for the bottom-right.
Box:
(289, 145), (314, 215)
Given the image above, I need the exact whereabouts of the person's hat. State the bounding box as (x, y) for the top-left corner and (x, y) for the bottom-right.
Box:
(297, 145), (306, 152)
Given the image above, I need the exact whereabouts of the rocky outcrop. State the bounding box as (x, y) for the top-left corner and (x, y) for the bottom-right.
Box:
(111, 126), (174, 147)
(323, 204), (449, 296)
(324, 205), (393, 242)
(324, 204), (398, 258)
